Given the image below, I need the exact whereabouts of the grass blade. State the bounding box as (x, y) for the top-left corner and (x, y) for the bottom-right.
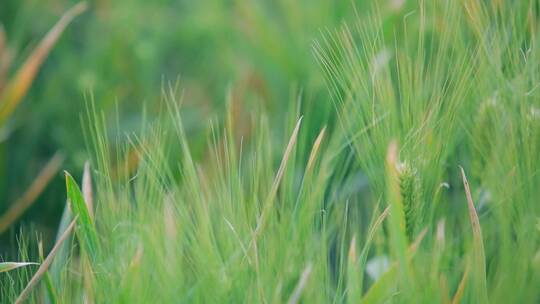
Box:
(346, 205), (391, 303)
(306, 126), (326, 172)
(266, 116), (303, 205)
(0, 262), (39, 273)
(15, 218), (77, 304)
(357, 205), (391, 293)
(50, 202), (74, 289)
(252, 116), (303, 238)
(0, 24), (10, 93)
(362, 228), (427, 303)
(38, 241), (59, 304)
(82, 161), (94, 219)
(287, 262), (313, 304)
(65, 171), (100, 259)
(249, 116), (302, 302)
(0, 2), (88, 125)
(459, 166), (488, 303)
(347, 235), (361, 303)
(451, 262), (470, 304)
(0, 153), (64, 233)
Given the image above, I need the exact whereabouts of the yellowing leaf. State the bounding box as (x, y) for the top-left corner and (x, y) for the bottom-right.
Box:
(0, 262), (39, 273)
(459, 167), (488, 304)
(0, 2), (88, 125)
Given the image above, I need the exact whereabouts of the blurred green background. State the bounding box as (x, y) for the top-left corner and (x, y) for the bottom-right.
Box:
(0, 0), (372, 253)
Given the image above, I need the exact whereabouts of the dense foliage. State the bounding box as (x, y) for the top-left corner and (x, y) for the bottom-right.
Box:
(1, 0), (539, 303)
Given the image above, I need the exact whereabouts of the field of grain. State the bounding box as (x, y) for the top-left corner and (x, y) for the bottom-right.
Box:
(1, 1), (539, 303)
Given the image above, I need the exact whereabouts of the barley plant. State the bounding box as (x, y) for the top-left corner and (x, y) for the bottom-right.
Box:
(1, 0), (539, 303)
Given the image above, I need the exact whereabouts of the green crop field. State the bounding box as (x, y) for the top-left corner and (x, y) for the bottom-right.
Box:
(0, 0), (539, 303)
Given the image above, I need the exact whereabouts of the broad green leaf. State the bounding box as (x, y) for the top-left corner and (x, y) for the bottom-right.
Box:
(65, 171), (100, 259)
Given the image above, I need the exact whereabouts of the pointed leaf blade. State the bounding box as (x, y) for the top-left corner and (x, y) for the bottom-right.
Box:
(65, 171), (99, 259)
(0, 262), (39, 273)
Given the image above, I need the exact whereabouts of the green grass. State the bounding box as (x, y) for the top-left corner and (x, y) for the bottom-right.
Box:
(1, 0), (540, 303)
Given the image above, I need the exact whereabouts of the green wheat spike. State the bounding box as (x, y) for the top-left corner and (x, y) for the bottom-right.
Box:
(397, 162), (422, 242)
